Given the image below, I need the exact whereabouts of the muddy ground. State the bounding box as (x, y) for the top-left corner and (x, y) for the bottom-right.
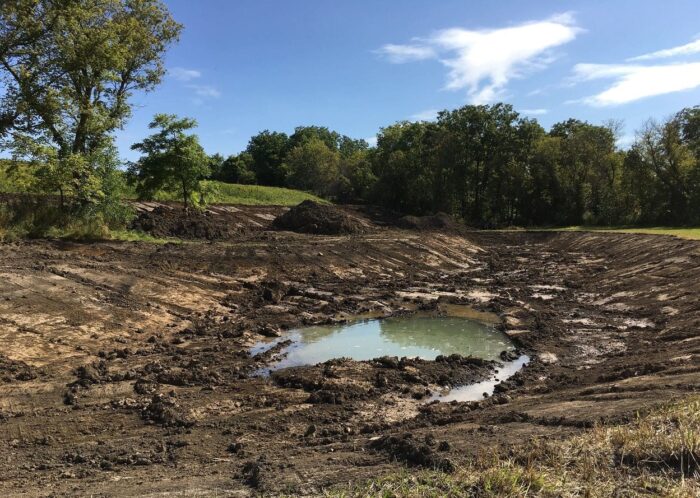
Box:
(0, 206), (699, 496)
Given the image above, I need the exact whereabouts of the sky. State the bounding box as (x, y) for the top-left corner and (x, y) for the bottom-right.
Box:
(114, 0), (700, 161)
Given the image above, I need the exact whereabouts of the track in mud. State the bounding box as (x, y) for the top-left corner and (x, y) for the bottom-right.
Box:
(0, 212), (699, 496)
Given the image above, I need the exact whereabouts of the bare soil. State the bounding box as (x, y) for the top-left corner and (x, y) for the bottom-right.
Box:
(0, 206), (699, 496)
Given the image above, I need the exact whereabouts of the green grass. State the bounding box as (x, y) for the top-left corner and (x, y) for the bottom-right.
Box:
(2, 162), (326, 207)
(538, 226), (700, 240)
(203, 181), (327, 205)
(123, 180), (327, 206)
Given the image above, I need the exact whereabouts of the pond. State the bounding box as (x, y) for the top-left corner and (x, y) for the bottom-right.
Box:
(251, 315), (529, 401)
(252, 315), (513, 367)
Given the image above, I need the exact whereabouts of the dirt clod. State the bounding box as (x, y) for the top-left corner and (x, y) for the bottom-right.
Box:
(141, 394), (194, 428)
(369, 434), (455, 472)
(0, 354), (38, 382)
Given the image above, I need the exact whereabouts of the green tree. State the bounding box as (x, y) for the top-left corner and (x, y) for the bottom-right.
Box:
(372, 121), (434, 214)
(338, 149), (375, 202)
(550, 119), (620, 224)
(246, 130), (289, 186)
(286, 137), (340, 197)
(435, 104), (525, 224)
(0, 0), (181, 203)
(288, 126), (340, 151)
(632, 117), (697, 224)
(215, 152), (256, 184)
(129, 114), (210, 211)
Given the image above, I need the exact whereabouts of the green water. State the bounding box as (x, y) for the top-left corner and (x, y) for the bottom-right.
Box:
(252, 316), (515, 370)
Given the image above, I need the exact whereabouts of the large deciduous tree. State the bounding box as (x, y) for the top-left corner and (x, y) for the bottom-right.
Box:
(0, 0), (181, 202)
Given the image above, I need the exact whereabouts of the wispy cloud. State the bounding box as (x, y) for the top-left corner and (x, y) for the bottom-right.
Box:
(377, 13), (581, 104)
(170, 67), (202, 81)
(365, 136), (378, 147)
(377, 44), (436, 63)
(409, 108), (439, 121)
(187, 84), (221, 99)
(573, 62), (700, 106)
(520, 108), (548, 115)
(628, 37), (700, 61)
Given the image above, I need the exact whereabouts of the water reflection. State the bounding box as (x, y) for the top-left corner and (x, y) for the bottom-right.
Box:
(429, 355), (530, 402)
(255, 316), (515, 371)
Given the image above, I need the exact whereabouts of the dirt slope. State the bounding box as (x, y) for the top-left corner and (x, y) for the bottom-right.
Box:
(0, 217), (698, 496)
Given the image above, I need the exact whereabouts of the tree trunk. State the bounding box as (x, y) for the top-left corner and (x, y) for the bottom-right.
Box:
(182, 179), (189, 213)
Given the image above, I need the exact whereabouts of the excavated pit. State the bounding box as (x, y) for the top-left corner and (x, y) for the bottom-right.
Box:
(0, 207), (699, 496)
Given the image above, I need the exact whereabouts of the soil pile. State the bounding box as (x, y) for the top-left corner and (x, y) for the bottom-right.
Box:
(0, 354), (38, 382)
(130, 206), (236, 240)
(397, 212), (461, 231)
(271, 200), (366, 235)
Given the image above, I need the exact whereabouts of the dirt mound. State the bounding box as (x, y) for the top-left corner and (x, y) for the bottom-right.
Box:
(0, 354), (38, 382)
(130, 206), (236, 240)
(397, 212), (460, 231)
(271, 200), (366, 235)
(368, 434), (455, 472)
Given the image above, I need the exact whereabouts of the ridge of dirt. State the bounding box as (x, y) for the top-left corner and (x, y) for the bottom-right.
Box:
(0, 224), (698, 495)
(397, 212), (463, 231)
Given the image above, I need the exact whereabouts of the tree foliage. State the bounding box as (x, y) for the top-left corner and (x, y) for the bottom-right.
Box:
(129, 114), (209, 210)
(0, 0), (181, 204)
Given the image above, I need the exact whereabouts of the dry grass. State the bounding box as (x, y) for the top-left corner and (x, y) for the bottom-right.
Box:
(543, 226), (700, 240)
(332, 396), (700, 497)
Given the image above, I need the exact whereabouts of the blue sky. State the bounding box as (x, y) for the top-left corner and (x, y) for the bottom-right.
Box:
(116, 0), (700, 160)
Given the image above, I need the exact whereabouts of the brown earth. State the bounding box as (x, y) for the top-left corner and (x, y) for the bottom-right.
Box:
(271, 200), (368, 235)
(0, 207), (699, 496)
(129, 202), (288, 240)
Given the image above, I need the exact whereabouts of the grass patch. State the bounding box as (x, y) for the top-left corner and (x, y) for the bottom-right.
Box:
(538, 226), (700, 240)
(123, 180), (327, 206)
(332, 396), (700, 497)
(0, 201), (180, 244)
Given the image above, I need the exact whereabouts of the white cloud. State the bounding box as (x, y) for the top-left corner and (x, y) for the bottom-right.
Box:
(573, 62), (700, 106)
(187, 84), (221, 98)
(520, 108), (548, 115)
(409, 108), (439, 121)
(365, 136), (378, 147)
(376, 44), (436, 63)
(170, 67), (201, 81)
(377, 13), (581, 103)
(628, 38), (700, 61)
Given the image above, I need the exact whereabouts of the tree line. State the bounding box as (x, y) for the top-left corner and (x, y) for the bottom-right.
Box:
(207, 104), (700, 227)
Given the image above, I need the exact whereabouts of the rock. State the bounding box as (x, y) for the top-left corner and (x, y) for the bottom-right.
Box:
(538, 352), (559, 364)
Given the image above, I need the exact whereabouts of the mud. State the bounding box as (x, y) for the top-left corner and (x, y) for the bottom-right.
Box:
(271, 200), (367, 235)
(0, 211), (699, 496)
(129, 201), (289, 240)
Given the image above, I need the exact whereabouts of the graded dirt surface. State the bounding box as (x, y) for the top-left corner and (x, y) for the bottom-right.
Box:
(0, 208), (699, 496)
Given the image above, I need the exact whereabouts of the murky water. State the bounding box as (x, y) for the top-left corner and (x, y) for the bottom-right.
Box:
(252, 316), (514, 370)
(252, 315), (529, 402)
(429, 355), (530, 402)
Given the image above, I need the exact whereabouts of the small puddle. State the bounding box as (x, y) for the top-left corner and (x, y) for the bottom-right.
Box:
(252, 316), (528, 400)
